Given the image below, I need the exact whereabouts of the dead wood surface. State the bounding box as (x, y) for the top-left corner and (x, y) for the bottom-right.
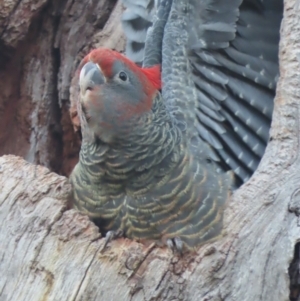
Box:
(0, 0), (300, 300)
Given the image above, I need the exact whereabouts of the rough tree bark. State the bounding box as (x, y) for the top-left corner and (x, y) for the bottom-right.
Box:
(0, 0), (125, 176)
(0, 0), (299, 300)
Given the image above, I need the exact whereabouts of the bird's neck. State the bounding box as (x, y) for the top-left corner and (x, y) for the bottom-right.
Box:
(76, 93), (185, 194)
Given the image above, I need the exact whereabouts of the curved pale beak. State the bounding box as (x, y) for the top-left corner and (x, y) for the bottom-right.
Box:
(79, 61), (105, 94)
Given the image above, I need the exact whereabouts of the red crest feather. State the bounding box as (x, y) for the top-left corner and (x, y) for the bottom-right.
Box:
(82, 48), (161, 93)
(141, 65), (161, 91)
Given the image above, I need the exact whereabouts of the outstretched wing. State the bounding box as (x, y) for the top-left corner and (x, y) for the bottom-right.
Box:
(186, 0), (282, 184)
(122, 0), (283, 185)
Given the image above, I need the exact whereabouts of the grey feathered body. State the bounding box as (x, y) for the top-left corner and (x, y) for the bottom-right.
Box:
(71, 93), (231, 249)
(70, 0), (283, 250)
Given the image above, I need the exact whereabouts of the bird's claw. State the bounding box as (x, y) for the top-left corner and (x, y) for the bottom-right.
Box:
(101, 229), (124, 252)
(167, 237), (183, 255)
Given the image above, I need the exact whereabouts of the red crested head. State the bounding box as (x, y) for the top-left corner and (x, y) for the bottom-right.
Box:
(78, 47), (162, 143)
(87, 48), (161, 91)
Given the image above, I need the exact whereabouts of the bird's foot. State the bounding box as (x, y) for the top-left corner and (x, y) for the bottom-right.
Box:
(101, 229), (124, 252)
(166, 237), (183, 256)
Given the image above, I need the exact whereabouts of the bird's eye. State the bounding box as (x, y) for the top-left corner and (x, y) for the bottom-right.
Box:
(118, 71), (128, 81)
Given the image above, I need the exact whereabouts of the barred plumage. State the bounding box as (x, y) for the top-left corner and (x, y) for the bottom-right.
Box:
(123, 0), (283, 185)
(71, 92), (232, 250)
(70, 0), (283, 252)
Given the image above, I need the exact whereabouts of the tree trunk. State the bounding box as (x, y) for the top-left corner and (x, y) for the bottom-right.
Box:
(0, 0), (299, 300)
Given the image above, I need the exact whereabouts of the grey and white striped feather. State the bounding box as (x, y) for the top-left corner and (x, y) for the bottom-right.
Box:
(122, 0), (283, 185)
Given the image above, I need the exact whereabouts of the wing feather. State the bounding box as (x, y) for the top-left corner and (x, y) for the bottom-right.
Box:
(122, 0), (283, 184)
